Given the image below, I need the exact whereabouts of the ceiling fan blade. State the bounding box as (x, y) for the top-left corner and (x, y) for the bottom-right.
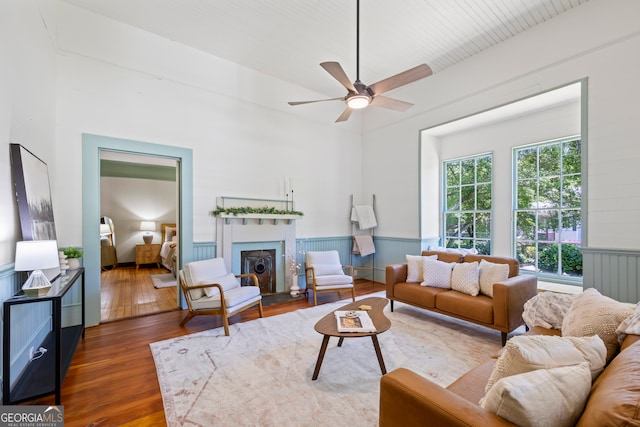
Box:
(370, 95), (414, 112)
(367, 64), (433, 96)
(335, 108), (353, 123)
(320, 62), (358, 93)
(288, 97), (344, 106)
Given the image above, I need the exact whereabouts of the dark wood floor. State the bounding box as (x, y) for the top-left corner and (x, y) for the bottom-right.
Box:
(29, 279), (384, 426)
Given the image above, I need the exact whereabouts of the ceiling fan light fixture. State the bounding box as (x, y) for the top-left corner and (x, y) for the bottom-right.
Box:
(346, 94), (370, 109)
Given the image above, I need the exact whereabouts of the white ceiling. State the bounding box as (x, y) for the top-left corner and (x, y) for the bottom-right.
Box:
(61, 0), (590, 100)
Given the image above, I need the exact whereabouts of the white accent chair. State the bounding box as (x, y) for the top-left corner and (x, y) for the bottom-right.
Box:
(179, 257), (263, 335)
(304, 250), (355, 306)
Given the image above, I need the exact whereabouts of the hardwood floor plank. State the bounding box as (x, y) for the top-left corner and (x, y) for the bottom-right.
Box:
(27, 279), (384, 426)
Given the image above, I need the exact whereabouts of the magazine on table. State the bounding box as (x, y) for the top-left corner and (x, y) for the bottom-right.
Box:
(334, 310), (376, 333)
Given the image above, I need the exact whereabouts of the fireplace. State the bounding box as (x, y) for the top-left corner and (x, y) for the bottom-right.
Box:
(216, 209), (300, 294)
(240, 249), (276, 294)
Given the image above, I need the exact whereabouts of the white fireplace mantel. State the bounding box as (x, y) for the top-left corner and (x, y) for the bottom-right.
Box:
(217, 213), (303, 225)
(216, 215), (300, 293)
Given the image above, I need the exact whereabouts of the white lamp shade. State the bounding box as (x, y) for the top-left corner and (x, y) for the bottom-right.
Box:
(15, 240), (60, 271)
(140, 221), (156, 231)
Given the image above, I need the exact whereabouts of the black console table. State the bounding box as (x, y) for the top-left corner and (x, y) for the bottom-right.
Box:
(2, 267), (85, 405)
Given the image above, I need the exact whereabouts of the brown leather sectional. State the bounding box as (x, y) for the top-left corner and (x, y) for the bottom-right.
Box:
(385, 251), (538, 345)
(379, 327), (640, 426)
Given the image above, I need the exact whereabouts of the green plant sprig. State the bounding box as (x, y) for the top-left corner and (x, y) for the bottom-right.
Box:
(210, 205), (303, 217)
(62, 246), (83, 258)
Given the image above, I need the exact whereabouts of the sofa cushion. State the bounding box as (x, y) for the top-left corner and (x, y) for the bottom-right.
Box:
(576, 339), (640, 427)
(393, 283), (445, 309)
(310, 264), (344, 276)
(476, 259), (509, 298)
(481, 362), (592, 427)
(405, 254), (437, 283)
(421, 258), (455, 289)
(451, 261), (480, 296)
(203, 272), (241, 297)
(615, 303), (640, 344)
(562, 288), (636, 362)
(465, 254), (519, 278)
(436, 292), (493, 324)
(184, 258), (229, 300)
(485, 334), (606, 393)
(522, 291), (578, 329)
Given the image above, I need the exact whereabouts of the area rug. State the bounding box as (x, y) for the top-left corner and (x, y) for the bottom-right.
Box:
(150, 293), (506, 426)
(151, 273), (177, 288)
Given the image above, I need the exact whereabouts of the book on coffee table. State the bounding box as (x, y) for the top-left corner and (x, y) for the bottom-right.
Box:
(334, 310), (377, 333)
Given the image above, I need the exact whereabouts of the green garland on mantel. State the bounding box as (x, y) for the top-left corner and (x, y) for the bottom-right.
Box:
(210, 205), (303, 217)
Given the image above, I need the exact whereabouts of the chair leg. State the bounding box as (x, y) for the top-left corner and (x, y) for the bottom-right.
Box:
(222, 316), (230, 336)
(180, 312), (196, 326)
(313, 290), (317, 306)
(351, 287), (356, 302)
(258, 300), (264, 318)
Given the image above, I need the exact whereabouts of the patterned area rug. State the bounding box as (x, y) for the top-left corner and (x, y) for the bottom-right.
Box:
(150, 293), (506, 426)
(151, 273), (177, 289)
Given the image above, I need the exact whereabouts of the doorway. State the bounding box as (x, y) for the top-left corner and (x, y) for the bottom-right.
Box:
(82, 134), (194, 328)
(99, 150), (180, 322)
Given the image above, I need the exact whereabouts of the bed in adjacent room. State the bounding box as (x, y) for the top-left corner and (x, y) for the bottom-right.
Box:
(160, 223), (178, 276)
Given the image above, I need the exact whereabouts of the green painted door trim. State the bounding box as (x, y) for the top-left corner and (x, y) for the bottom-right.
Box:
(82, 134), (193, 327)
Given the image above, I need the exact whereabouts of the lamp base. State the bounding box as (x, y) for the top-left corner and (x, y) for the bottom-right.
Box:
(143, 234), (153, 244)
(22, 270), (53, 297)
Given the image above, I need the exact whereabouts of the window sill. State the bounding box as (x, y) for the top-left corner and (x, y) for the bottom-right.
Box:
(537, 280), (582, 295)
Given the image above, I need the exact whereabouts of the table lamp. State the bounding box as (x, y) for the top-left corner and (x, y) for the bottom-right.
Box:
(15, 240), (60, 296)
(140, 221), (156, 244)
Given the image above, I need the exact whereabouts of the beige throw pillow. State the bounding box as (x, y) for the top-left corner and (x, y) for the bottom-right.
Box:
(562, 288), (636, 362)
(451, 262), (480, 296)
(478, 259), (509, 298)
(420, 258), (455, 289)
(481, 362), (592, 427)
(405, 254), (437, 283)
(485, 334), (606, 393)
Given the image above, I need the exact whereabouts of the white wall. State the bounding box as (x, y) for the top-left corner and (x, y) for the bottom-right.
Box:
(0, 0), (57, 265)
(54, 2), (363, 247)
(362, 0), (640, 251)
(101, 176), (177, 262)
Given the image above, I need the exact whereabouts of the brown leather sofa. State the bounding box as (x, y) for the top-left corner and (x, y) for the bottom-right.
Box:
(379, 327), (640, 427)
(386, 251), (537, 345)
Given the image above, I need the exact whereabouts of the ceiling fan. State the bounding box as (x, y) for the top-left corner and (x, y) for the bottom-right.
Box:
(288, 0), (433, 123)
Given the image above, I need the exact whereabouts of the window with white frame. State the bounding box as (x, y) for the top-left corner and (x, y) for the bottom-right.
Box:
(514, 136), (582, 279)
(443, 154), (492, 254)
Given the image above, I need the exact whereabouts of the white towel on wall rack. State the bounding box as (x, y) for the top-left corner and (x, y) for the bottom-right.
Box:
(353, 235), (376, 257)
(351, 205), (377, 230)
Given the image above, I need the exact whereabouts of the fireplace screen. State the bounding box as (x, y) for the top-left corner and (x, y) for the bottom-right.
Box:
(240, 249), (276, 294)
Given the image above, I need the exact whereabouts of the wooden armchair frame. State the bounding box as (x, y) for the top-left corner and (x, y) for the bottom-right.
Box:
(179, 271), (264, 336)
(305, 263), (356, 306)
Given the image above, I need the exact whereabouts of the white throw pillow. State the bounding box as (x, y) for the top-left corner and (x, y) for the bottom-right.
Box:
(451, 262), (480, 296)
(420, 258), (455, 289)
(310, 264), (344, 276)
(616, 303), (640, 344)
(522, 292), (578, 330)
(406, 254), (437, 283)
(485, 334), (606, 393)
(203, 273), (241, 297)
(562, 288), (636, 362)
(481, 362), (592, 427)
(478, 259), (509, 298)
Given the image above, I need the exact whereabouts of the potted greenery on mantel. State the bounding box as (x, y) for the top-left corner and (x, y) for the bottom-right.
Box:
(210, 206), (303, 224)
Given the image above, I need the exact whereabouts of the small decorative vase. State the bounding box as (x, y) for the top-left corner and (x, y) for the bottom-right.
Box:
(67, 258), (81, 270)
(290, 274), (300, 297)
